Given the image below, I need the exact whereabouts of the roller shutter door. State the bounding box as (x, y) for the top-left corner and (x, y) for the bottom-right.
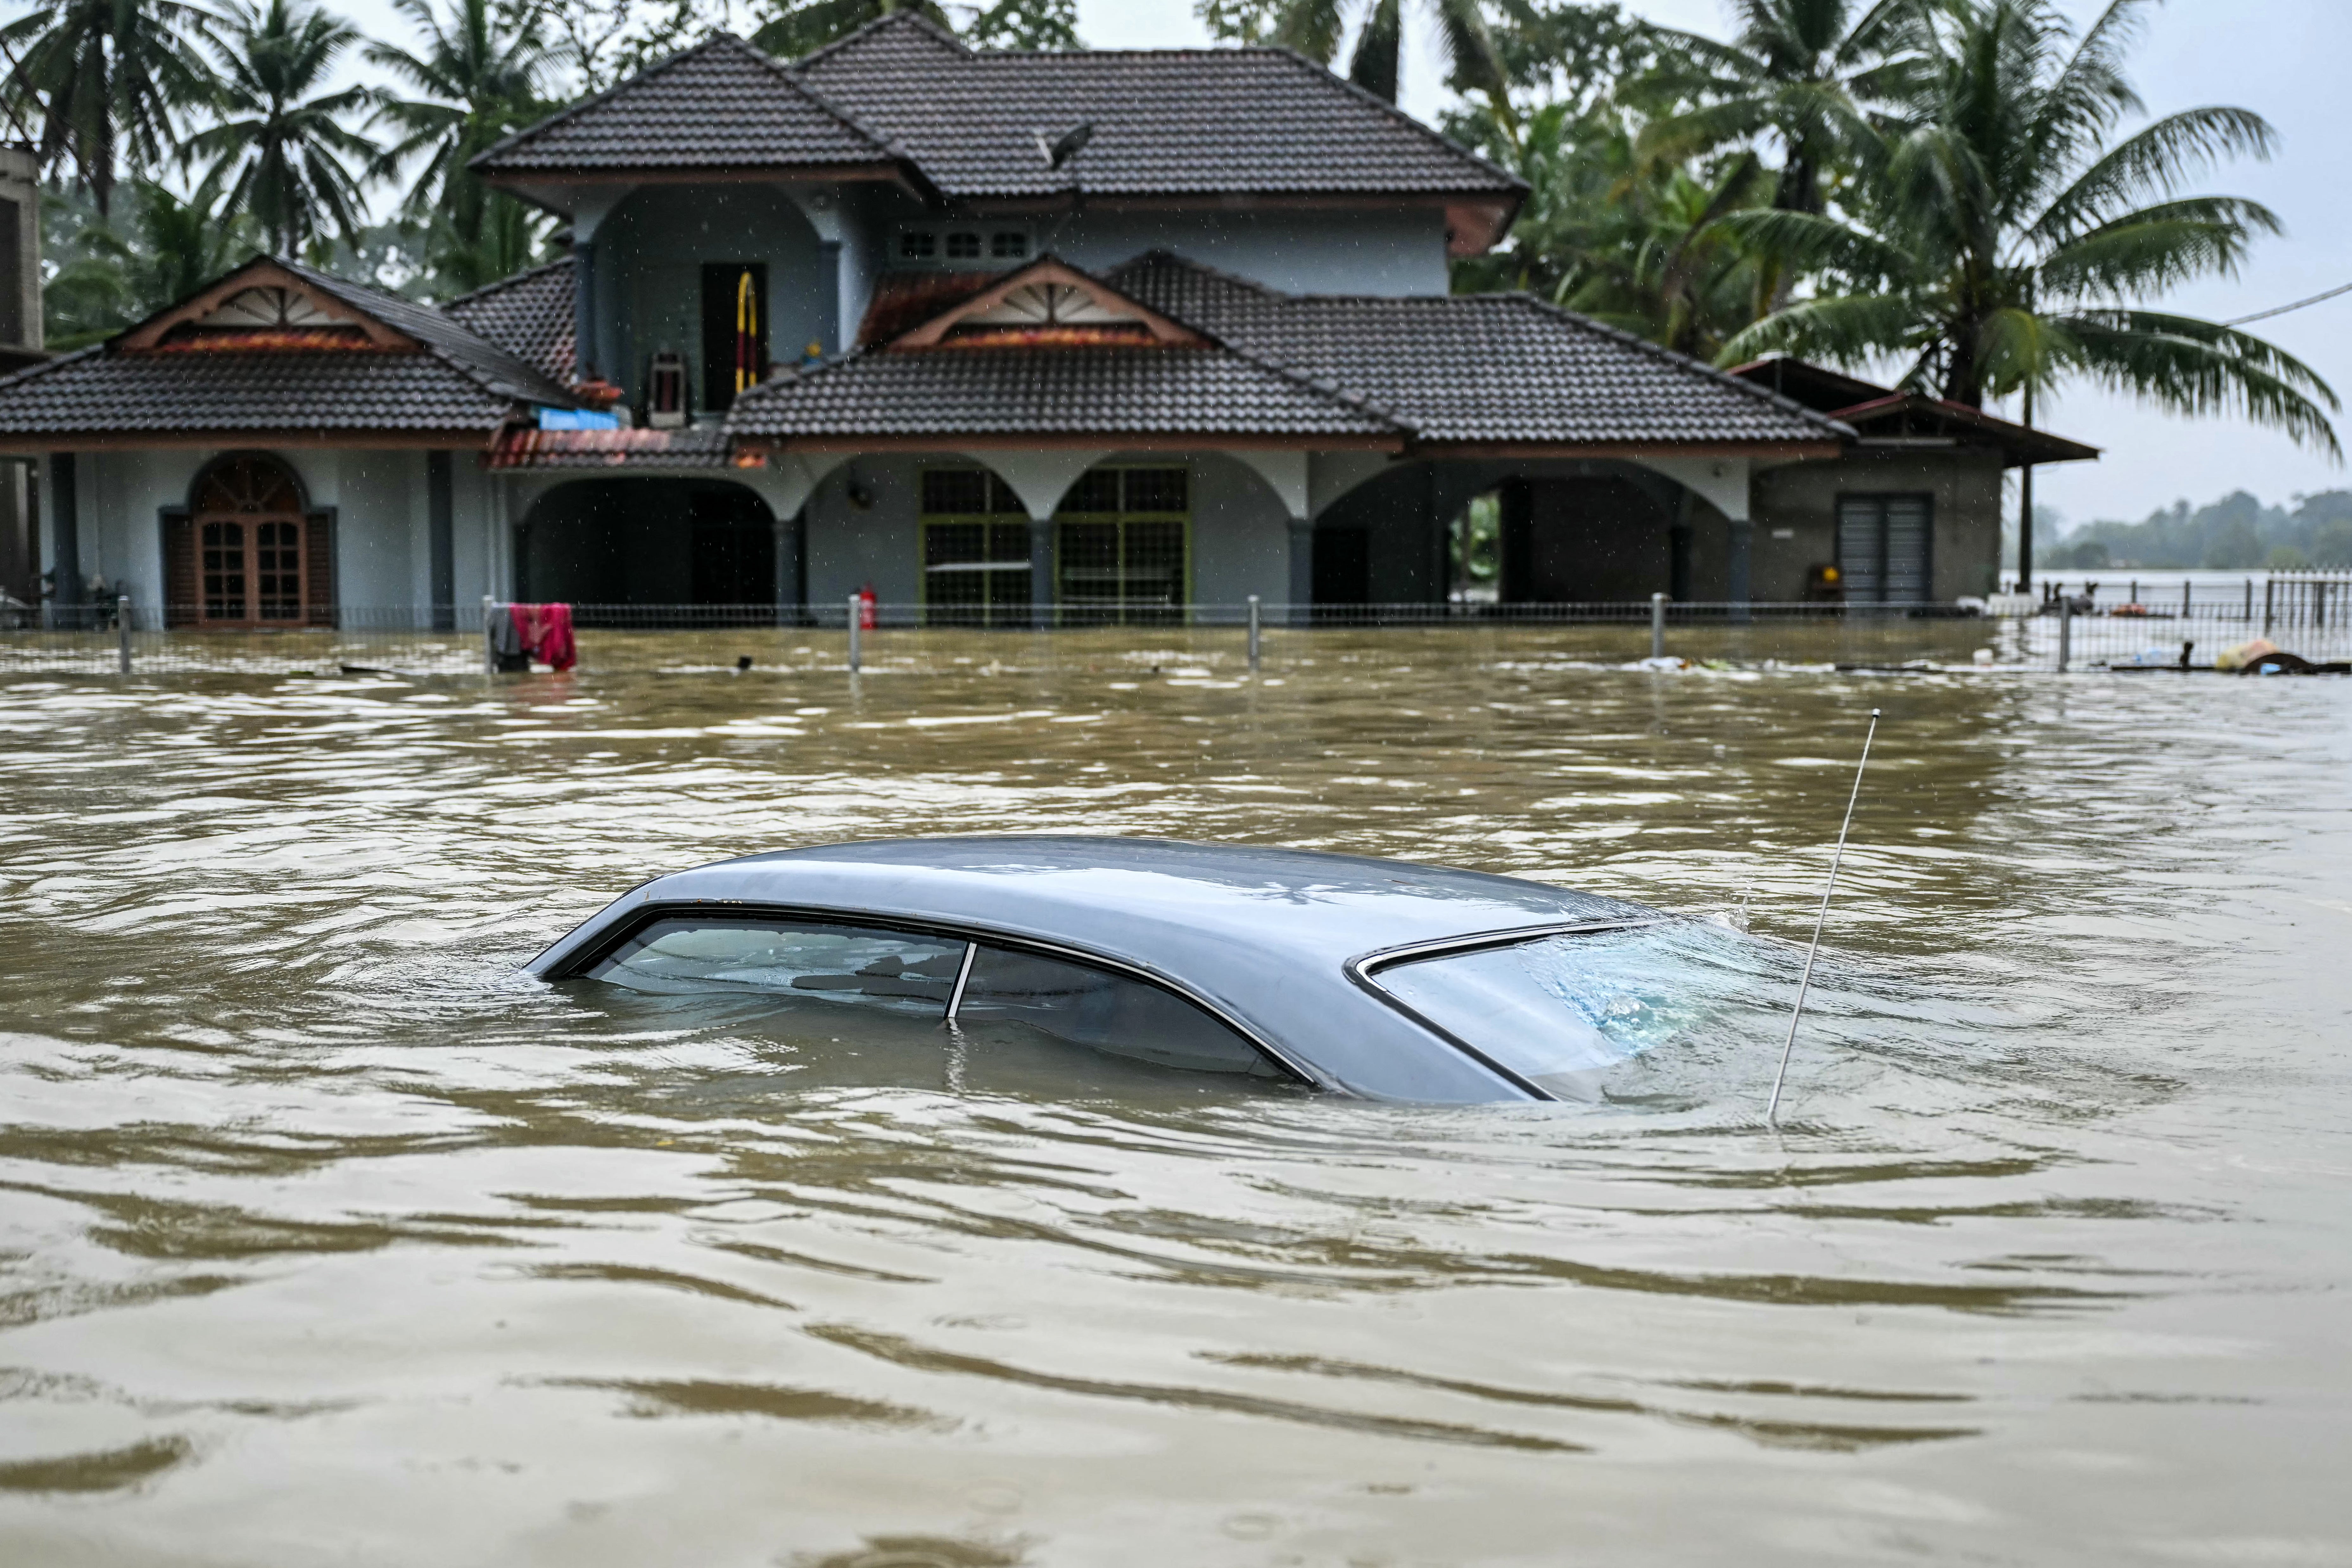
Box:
(1836, 494), (1933, 604)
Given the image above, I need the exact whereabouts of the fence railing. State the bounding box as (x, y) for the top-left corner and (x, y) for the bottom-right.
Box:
(2, 595), (2345, 676)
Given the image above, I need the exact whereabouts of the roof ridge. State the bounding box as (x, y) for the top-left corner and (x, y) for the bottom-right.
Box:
(440, 252), (573, 312)
(1256, 45), (1525, 199)
(472, 33), (741, 170)
(473, 31), (902, 175)
(1503, 292), (1856, 438)
(280, 255), (575, 409)
(1109, 248), (1288, 304)
(789, 7), (969, 71)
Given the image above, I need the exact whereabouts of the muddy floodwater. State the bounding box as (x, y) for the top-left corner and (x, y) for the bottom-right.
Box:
(3, 632), (2349, 1565)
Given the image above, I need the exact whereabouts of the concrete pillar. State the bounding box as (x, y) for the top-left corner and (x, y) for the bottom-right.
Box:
(428, 450), (455, 630)
(1286, 517), (1313, 625)
(775, 506), (804, 625)
(1727, 518), (1754, 621)
(571, 239), (596, 382)
(47, 451), (80, 624)
(1028, 517), (1055, 629)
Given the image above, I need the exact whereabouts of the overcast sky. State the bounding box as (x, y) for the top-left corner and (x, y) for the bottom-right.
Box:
(332, 0), (2350, 528)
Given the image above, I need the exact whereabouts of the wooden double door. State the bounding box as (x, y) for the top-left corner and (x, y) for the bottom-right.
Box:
(165, 455), (334, 626)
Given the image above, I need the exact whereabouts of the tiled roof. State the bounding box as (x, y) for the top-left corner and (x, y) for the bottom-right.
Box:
(0, 346), (527, 436)
(727, 344), (1399, 441)
(1109, 253), (1850, 448)
(487, 426), (744, 469)
(280, 259), (574, 407)
(445, 256), (577, 385)
(0, 256), (576, 441)
(795, 14), (1519, 201)
(472, 32), (903, 175)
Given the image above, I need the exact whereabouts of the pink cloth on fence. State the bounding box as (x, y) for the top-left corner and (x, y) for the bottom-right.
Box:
(510, 603), (577, 672)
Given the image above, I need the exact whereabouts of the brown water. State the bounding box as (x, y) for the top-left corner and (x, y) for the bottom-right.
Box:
(4, 636), (2349, 1565)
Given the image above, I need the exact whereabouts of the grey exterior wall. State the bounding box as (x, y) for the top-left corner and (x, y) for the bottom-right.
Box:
(1053, 207), (1452, 296)
(799, 449), (1296, 610)
(41, 446), (497, 620)
(1750, 448), (2006, 601)
(597, 185), (834, 406)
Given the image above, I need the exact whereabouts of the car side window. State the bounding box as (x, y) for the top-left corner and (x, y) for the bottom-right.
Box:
(587, 916), (966, 1014)
(953, 944), (1277, 1076)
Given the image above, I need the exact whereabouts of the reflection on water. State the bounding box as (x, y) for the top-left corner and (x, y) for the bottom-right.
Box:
(3, 635), (2350, 1564)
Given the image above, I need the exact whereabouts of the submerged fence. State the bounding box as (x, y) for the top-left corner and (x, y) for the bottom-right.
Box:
(4, 586), (2348, 676)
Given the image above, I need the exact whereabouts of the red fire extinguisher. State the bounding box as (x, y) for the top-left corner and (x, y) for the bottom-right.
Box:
(857, 583), (878, 631)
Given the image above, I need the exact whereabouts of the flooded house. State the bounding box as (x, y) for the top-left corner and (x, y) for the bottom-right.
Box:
(0, 15), (2092, 626)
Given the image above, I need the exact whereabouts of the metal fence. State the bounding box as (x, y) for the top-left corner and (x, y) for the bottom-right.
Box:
(3, 591), (2346, 676)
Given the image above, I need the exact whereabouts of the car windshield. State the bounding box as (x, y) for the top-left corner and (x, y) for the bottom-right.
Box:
(1367, 922), (1734, 1097)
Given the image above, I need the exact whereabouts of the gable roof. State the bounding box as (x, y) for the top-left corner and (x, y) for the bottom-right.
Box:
(888, 255), (1202, 348)
(1727, 357), (2098, 467)
(795, 14), (1520, 243)
(1109, 252), (1851, 451)
(445, 255), (578, 385)
(0, 256), (577, 448)
(472, 31), (919, 186)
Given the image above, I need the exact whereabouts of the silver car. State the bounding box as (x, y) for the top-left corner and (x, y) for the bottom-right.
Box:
(529, 836), (1724, 1101)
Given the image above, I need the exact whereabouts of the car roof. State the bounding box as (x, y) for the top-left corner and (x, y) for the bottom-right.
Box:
(529, 836), (1663, 1100)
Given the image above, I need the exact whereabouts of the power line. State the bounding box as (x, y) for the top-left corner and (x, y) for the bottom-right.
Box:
(2225, 280), (2352, 327)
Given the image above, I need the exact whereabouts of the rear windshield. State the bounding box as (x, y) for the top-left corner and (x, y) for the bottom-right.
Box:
(1366, 923), (1725, 1097)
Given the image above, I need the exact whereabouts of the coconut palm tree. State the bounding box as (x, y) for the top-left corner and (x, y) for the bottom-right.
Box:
(44, 178), (264, 347)
(1717, 0), (2338, 461)
(1640, 0), (1931, 218)
(0, 0), (220, 212)
(187, 0), (379, 256)
(1202, 0), (1505, 108)
(366, 0), (559, 267)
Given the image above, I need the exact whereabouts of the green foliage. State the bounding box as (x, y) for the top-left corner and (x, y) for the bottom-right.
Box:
(0, 0), (219, 213)
(2051, 491), (2352, 570)
(41, 181), (267, 348)
(1716, 0), (2338, 457)
(189, 0), (381, 256)
(1195, 0), (1504, 106)
(747, 0), (1078, 63)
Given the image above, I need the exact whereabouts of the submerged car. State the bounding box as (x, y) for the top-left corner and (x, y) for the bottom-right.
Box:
(528, 836), (1721, 1102)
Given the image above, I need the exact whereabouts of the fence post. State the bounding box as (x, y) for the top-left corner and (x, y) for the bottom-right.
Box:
(1650, 592), (1667, 660)
(481, 595), (497, 676)
(2056, 598), (2072, 673)
(2181, 580), (2191, 619)
(847, 593), (861, 674)
(1246, 594), (1261, 671)
(2264, 578), (2275, 636)
(2244, 578), (2253, 622)
(116, 594), (131, 675)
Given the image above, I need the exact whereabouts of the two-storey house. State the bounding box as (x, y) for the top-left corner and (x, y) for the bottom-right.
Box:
(0, 14), (2091, 628)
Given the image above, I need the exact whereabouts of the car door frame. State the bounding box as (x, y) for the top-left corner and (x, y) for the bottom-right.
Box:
(546, 899), (1321, 1088)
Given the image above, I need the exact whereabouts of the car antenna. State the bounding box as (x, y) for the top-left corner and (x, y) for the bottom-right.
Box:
(1765, 707), (1880, 1128)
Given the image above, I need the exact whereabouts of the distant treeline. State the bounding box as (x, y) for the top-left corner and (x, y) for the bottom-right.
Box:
(2046, 492), (2352, 572)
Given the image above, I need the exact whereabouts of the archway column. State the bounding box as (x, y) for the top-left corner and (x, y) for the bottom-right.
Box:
(960, 449), (1108, 628)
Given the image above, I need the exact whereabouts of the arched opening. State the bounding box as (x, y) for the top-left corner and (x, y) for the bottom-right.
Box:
(514, 477), (778, 613)
(164, 452), (331, 628)
(911, 457), (1192, 625)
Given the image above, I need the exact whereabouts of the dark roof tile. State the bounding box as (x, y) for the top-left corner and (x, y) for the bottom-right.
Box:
(1111, 252), (1848, 447)
(796, 16), (1518, 200)
(445, 256), (577, 385)
(474, 32), (899, 175)
(727, 344), (1398, 441)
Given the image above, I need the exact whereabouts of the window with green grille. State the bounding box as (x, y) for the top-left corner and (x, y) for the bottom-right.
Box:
(919, 468), (1032, 626)
(1055, 467), (1189, 625)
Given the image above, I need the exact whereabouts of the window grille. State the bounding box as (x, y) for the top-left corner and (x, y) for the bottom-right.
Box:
(1053, 467), (1190, 625)
(918, 467), (1032, 627)
(899, 230), (937, 260)
(945, 231), (982, 260)
(991, 232), (1029, 259)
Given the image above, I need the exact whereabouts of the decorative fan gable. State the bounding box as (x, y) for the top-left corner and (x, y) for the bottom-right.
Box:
(116, 260), (418, 353)
(890, 257), (1202, 350)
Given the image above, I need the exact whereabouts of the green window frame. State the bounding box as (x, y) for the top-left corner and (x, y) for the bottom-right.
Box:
(919, 468), (1032, 627)
(1053, 466), (1191, 626)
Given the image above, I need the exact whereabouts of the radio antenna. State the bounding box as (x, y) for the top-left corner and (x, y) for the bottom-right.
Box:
(1766, 707), (1880, 1127)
